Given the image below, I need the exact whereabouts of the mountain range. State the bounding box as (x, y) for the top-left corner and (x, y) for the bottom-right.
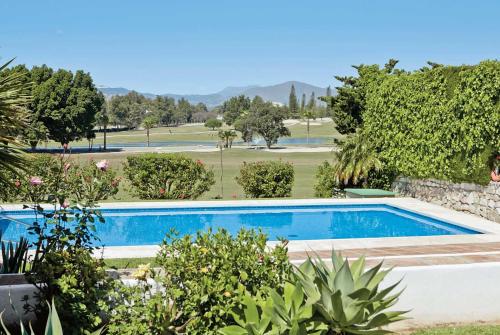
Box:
(97, 81), (330, 107)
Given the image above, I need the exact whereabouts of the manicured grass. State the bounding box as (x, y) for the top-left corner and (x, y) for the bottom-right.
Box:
(74, 149), (335, 201)
(104, 257), (157, 269)
(41, 121), (340, 147)
(411, 325), (500, 334)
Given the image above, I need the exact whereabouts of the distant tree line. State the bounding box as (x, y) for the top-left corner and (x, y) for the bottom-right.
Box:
(107, 92), (214, 130)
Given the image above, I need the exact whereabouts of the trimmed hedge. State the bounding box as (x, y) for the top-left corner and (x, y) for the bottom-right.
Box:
(124, 153), (215, 199)
(236, 160), (294, 198)
(364, 60), (500, 185)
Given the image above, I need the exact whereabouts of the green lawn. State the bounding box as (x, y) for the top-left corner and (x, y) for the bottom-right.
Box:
(74, 149), (334, 201)
(41, 121), (340, 147)
(411, 325), (500, 334)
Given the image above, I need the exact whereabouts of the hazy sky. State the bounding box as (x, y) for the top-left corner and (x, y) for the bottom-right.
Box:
(1, 0), (499, 94)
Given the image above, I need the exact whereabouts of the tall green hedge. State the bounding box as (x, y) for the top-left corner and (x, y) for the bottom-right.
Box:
(363, 60), (500, 184)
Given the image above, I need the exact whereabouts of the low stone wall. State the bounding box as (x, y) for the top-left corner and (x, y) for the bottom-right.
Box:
(392, 177), (500, 223)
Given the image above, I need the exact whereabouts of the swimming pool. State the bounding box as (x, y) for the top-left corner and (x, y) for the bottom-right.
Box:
(0, 204), (480, 247)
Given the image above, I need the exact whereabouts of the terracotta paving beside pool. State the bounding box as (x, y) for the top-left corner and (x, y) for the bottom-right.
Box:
(287, 242), (500, 267)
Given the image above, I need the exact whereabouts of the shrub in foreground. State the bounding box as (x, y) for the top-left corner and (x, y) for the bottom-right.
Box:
(236, 161), (294, 198)
(156, 229), (291, 335)
(124, 153), (215, 200)
(221, 251), (407, 335)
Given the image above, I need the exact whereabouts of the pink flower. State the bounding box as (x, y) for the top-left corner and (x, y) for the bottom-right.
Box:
(64, 163), (71, 171)
(159, 188), (166, 195)
(62, 199), (70, 208)
(196, 159), (203, 165)
(14, 180), (21, 188)
(29, 176), (43, 186)
(96, 160), (109, 171)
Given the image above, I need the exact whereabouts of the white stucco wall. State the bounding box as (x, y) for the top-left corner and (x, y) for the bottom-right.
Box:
(386, 262), (500, 329)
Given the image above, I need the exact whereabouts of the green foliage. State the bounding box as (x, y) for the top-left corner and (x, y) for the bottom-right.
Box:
(319, 60), (399, 135)
(366, 168), (399, 191)
(222, 95), (251, 126)
(0, 299), (103, 335)
(364, 60), (500, 184)
(222, 251), (406, 335)
(156, 229), (291, 335)
(293, 251), (407, 334)
(236, 161), (294, 198)
(0, 59), (30, 185)
(107, 277), (188, 335)
(1, 154), (120, 204)
(124, 153), (215, 199)
(314, 161), (338, 198)
(246, 98), (290, 149)
(205, 118), (223, 130)
(288, 85), (299, 118)
(333, 133), (382, 186)
(0, 231), (29, 274)
(233, 116), (254, 143)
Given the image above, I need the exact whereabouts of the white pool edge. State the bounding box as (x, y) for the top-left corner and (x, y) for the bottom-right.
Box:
(2, 197), (499, 258)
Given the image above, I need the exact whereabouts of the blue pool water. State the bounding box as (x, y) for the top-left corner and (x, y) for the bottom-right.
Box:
(0, 204), (479, 246)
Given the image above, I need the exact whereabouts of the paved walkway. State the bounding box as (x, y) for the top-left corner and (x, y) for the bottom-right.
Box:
(288, 242), (500, 267)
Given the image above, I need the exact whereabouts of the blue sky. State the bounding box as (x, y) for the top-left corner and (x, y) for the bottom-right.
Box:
(1, 0), (499, 94)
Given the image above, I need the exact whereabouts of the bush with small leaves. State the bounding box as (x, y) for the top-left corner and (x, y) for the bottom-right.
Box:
(156, 228), (291, 335)
(124, 153), (215, 200)
(236, 161), (294, 198)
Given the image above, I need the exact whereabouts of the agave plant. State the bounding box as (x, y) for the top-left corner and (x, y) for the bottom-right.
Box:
(295, 251), (407, 335)
(0, 299), (103, 335)
(0, 231), (29, 274)
(0, 58), (30, 184)
(334, 132), (382, 186)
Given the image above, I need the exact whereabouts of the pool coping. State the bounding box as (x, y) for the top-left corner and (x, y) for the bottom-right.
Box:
(2, 197), (499, 258)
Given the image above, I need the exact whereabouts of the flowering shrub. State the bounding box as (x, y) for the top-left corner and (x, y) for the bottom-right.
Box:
(123, 153), (215, 200)
(236, 160), (294, 198)
(2, 154), (120, 204)
(155, 229), (291, 335)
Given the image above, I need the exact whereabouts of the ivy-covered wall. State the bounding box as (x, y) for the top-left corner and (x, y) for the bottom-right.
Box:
(363, 60), (500, 184)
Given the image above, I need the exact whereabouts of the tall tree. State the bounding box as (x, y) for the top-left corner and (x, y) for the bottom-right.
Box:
(326, 86), (332, 97)
(95, 99), (109, 150)
(307, 92), (316, 110)
(247, 99), (290, 149)
(221, 95), (251, 125)
(33, 69), (104, 145)
(142, 116), (157, 147)
(288, 84), (298, 117)
(319, 59), (399, 134)
(109, 91), (147, 129)
(300, 93), (306, 113)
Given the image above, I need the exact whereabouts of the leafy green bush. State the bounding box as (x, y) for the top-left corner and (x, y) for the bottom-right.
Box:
(366, 167), (399, 190)
(156, 229), (291, 335)
(364, 60), (500, 183)
(314, 161), (338, 197)
(236, 161), (294, 198)
(221, 251), (407, 335)
(124, 153), (215, 199)
(107, 270), (188, 335)
(0, 154), (120, 204)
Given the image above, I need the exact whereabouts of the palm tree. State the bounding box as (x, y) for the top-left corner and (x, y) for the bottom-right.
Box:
(142, 116), (157, 147)
(218, 129), (237, 148)
(302, 109), (316, 144)
(0, 59), (30, 183)
(334, 132), (381, 186)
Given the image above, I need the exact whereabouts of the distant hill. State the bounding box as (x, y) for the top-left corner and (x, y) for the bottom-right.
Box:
(98, 81), (331, 107)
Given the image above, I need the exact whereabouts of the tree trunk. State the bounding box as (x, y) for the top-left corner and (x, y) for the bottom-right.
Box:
(147, 128), (150, 147)
(307, 119), (310, 145)
(103, 124), (107, 151)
